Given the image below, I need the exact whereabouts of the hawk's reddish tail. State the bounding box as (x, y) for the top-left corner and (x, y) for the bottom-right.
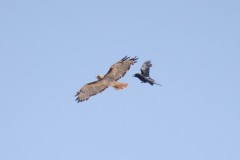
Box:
(113, 82), (128, 90)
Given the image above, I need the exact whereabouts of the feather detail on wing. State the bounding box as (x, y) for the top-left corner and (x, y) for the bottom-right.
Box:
(75, 79), (109, 102)
(105, 56), (138, 81)
(141, 60), (152, 77)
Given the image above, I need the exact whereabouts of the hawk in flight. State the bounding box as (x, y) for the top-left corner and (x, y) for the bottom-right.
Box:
(133, 60), (161, 86)
(75, 56), (138, 102)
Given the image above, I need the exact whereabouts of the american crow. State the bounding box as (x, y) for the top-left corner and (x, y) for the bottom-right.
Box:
(133, 60), (161, 86)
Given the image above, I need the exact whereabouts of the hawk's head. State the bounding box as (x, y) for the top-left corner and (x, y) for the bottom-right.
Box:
(96, 75), (104, 80)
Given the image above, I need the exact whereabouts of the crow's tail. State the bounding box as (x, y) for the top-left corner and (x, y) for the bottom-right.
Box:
(154, 82), (162, 86)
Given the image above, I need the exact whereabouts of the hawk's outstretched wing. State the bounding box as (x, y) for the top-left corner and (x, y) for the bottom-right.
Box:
(75, 79), (109, 102)
(105, 56), (138, 81)
(140, 60), (152, 77)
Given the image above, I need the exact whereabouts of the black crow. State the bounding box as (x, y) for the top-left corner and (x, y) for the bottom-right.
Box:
(133, 60), (161, 86)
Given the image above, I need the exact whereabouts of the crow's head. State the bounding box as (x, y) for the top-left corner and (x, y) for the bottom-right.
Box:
(133, 73), (141, 77)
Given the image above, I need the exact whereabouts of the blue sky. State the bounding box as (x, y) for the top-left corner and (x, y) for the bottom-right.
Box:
(0, 0), (240, 159)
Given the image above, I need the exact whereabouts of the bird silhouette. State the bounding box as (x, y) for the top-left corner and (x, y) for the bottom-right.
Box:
(133, 60), (161, 86)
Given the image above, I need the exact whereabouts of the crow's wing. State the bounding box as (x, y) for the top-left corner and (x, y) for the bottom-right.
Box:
(141, 60), (152, 77)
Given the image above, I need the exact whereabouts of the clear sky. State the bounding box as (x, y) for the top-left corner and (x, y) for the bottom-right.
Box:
(0, 0), (240, 160)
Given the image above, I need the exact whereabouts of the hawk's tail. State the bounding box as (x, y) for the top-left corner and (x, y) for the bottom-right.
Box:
(113, 82), (128, 90)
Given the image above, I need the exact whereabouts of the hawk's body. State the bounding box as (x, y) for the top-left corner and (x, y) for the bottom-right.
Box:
(75, 56), (138, 102)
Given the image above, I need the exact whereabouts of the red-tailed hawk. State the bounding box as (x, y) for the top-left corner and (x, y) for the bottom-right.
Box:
(75, 56), (138, 102)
